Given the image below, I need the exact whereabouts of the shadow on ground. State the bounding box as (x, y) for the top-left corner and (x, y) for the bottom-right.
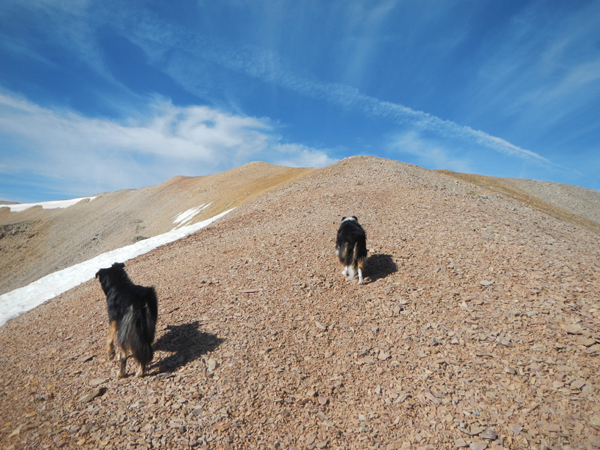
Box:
(366, 254), (397, 283)
(151, 321), (223, 373)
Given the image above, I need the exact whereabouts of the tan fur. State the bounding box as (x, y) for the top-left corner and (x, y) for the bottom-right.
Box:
(106, 320), (117, 360)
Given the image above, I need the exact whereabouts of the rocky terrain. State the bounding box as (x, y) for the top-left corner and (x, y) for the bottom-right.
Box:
(1, 156), (599, 450)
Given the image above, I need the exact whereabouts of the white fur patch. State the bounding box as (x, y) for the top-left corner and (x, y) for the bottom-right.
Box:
(342, 217), (356, 223)
(347, 265), (356, 279)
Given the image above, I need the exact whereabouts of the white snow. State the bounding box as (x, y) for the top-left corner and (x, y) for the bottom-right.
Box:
(173, 203), (211, 227)
(4, 196), (97, 213)
(0, 208), (233, 327)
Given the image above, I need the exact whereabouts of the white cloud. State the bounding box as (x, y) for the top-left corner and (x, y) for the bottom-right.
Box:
(0, 92), (333, 197)
(388, 130), (473, 173)
(271, 143), (337, 168)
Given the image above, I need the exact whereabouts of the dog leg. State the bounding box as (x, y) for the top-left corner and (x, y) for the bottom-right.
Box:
(357, 259), (365, 285)
(347, 265), (356, 280)
(118, 347), (128, 378)
(106, 321), (117, 360)
(342, 266), (348, 277)
(135, 362), (146, 378)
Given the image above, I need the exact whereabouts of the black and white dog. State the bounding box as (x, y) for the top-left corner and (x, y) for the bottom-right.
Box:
(336, 216), (368, 285)
(95, 263), (158, 378)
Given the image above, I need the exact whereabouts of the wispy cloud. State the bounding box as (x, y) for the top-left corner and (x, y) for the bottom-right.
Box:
(388, 130), (473, 173)
(0, 92), (334, 198)
(118, 9), (559, 169)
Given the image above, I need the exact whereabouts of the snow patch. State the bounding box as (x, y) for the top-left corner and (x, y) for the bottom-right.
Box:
(173, 203), (212, 227)
(5, 196), (97, 213)
(0, 209), (233, 327)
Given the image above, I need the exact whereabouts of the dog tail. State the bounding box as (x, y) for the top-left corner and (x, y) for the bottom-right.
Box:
(118, 305), (155, 367)
(146, 287), (158, 335)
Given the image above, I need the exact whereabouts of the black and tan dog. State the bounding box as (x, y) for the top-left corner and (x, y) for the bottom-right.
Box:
(96, 262), (158, 378)
(336, 216), (368, 285)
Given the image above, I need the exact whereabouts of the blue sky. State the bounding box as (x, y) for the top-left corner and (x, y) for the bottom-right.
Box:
(1, 1), (599, 202)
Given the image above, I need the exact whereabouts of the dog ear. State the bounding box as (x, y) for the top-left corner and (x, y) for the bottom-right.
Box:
(352, 216), (358, 221)
(95, 269), (101, 279)
(341, 216), (347, 221)
(113, 262), (125, 269)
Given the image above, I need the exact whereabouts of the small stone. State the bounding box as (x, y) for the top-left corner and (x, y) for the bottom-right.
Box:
(504, 367), (516, 375)
(315, 321), (327, 331)
(454, 438), (469, 447)
(589, 414), (600, 430)
(191, 407), (204, 416)
(577, 336), (596, 347)
(480, 280), (493, 286)
(207, 359), (218, 372)
(585, 344), (600, 355)
(461, 425), (485, 436)
(318, 396), (329, 406)
(89, 378), (108, 387)
(543, 423), (561, 433)
(315, 441), (329, 449)
(469, 443), (487, 450)
(213, 421), (230, 432)
(79, 387), (105, 403)
(141, 424), (155, 433)
(358, 414), (367, 421)
(479, 429), (498, 440)
(76, 355), (94, 363)
(582, 384), (595, 396)
(564, 324), (583, 335)
(372, 326), (380, 333)
(497, 337), (511, 347)
(316, 411), (328, 421)
(509, 425), (522, 435)
(378, 351), (390, 360)
(357, 358), (375, 365)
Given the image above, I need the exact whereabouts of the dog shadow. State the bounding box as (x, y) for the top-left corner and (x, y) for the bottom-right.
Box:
(365, 254), (398, 283)
(151, 321), (223, 374)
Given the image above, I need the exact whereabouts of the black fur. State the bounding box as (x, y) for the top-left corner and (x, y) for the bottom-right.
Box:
(336, 216), (368, 284)
(96, 262), (158, 378)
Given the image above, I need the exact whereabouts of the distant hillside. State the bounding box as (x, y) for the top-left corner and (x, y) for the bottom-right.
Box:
(0, 162), (314, 295)
(436, 170), (600, 235)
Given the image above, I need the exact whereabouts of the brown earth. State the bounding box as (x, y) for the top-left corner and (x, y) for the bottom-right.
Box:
(1, 156), (600, 450)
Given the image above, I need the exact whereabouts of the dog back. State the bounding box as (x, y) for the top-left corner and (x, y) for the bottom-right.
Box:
(336, 217), (367, 267)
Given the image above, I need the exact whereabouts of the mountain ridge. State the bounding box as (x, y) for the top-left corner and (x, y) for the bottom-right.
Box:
(1, 156), (599, 448)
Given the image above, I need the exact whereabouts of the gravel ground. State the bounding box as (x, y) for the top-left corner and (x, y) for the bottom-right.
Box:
(1, 156), (599, 450)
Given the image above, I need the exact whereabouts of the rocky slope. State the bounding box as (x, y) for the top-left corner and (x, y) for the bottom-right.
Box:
(1, 156), (599, 450)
